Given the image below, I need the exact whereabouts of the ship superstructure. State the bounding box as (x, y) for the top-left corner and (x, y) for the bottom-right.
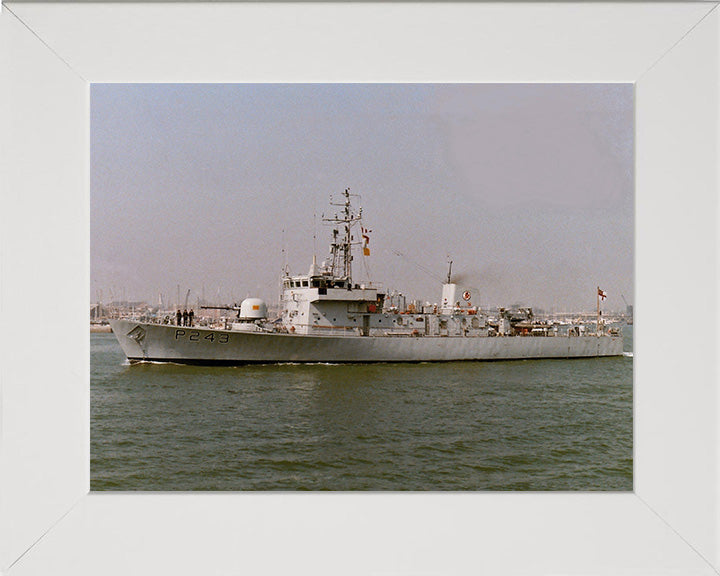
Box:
(109, 189), (623, 364)
(278, 189), (383, 336)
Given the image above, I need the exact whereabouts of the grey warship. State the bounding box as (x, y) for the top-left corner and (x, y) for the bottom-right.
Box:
(110, 189), (623, 364)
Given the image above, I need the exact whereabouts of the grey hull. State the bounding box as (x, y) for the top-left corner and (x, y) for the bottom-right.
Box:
(109, 320), (624, 364)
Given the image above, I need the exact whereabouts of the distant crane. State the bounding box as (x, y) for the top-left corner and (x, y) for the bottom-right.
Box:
(621, 293), (633, 324)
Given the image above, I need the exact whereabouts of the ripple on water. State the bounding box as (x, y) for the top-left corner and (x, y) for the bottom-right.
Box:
(91, 330), (633, 491)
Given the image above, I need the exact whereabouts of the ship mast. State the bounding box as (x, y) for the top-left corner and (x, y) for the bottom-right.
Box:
(323, 188), (362, 283)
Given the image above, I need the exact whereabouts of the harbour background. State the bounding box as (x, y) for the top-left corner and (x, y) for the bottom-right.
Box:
(91, 326), (633, 491)
(92, 84), (634, 316)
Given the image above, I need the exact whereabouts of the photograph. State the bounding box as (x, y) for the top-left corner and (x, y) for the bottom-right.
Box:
(91, 83), (633, 491)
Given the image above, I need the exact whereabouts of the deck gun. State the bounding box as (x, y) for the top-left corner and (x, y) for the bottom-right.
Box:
(200, 304), (242, 318)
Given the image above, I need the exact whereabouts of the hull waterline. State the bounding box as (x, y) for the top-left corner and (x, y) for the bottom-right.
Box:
(109, 319), (624, 365)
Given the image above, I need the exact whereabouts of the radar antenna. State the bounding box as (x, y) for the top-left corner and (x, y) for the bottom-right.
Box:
(322, 188), (363, 282)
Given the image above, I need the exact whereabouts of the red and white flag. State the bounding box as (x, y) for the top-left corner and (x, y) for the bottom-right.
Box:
(598, 288), (607, 301)
(361, 226), (371, 256)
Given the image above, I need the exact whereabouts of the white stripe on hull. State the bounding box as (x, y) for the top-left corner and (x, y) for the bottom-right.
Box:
(109, 320), (624, 364)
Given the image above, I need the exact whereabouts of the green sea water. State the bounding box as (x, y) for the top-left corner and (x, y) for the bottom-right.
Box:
(91, 328), (633, 491)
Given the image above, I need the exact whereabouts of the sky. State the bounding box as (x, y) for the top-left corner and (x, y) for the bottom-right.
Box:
(91, 84), (633, 313)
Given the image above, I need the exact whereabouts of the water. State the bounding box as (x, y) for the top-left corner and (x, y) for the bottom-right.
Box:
(91, 328), (633, 491)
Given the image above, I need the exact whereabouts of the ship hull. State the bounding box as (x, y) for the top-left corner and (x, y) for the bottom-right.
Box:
(109, 320), (624, 364)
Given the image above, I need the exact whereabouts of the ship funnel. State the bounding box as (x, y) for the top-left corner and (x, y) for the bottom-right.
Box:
(440, 283), (457, 314)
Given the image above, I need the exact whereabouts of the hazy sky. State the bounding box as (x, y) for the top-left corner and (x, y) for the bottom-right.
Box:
(91, 84), (633, 312)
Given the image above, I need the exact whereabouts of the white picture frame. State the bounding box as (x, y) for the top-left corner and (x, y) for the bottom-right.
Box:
(1, 2), (718, 574)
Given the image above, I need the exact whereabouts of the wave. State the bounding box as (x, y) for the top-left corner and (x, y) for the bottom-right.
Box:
(125, 359), (187, 366)
(623, 352), (633, 358)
